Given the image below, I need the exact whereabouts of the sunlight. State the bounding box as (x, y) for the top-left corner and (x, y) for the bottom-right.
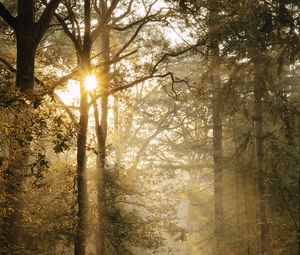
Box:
(57, 79), (80, 106)
(84, 74), (97, 91)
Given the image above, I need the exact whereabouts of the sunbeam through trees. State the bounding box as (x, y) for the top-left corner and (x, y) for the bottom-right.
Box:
(0, 0), (300, 254)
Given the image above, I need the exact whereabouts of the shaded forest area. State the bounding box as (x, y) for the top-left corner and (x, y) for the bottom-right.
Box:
(0, 0), (299, 254)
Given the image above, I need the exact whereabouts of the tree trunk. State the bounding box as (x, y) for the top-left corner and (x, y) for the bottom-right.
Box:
(207, 2), (224, 254)
(211, 46), (224, 255)
(16, 37), (36, 92)
(298, 169), (300, 255)
(95, 28), (110, 255)
(1, 19), (37, 255)
(208, 21), (224, 255)
(242, 167), (251, 255)
(0, 1), (60, 254)
(113, 95), (121, 163)
(74, 78), (89, 255)
(253, 60), (272, 255)
(74, 1), (91, 254)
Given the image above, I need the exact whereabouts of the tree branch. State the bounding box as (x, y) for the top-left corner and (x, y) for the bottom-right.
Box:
(151, 34), (211, 74)
(111, 0), (133, 24)
(0, 2), (16, 30)
(105, 0), (120, 22)
(0, 55), (78, 123)
(35, 0), (61, 43)
(89, 72), (179, 107)
(111, 18), (149, 60)
(0, 55), (15, 72)
(55, 13), (82, 53)
(51, 93), (78, 124)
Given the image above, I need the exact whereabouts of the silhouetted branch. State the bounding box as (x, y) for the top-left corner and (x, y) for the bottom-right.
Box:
(35, 0), (61, 43)
(0, 55), (78, 123)
(0, 2), (16, 30)
(55, 14), (82, 53)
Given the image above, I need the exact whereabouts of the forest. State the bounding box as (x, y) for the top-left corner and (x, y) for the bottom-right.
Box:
(0, 0), (299, 254)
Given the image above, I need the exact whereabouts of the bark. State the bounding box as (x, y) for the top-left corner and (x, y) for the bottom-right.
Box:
(1, 102), (32, 253)
(95, 27), (110, 255)
(298, 169), (300, 255)
(211, 45), (224, 255)
(16, 36), (37, 92)
(0, 1), (60, 253)
(74, 77), (89, 255)
(253, 60), (272, 255)
(234, 133), (241, 253)
(113, 95), (121, 163)
(242, 168), (251, 255)
(1, 36), (36, 255)
(208, 2), (224, 254)
(74, 0), (91, 254)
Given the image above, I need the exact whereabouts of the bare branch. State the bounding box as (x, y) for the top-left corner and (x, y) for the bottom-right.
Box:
(51, 93), (78, 124)
(91, 44), (116, 60)
(90, 22), (105, 43)
(89, 72), (178, 108)
(111, 0), (133, 23)
(90, 49), (137, 71)
(0, 55), (15, 72)
(64, 0), (83, 46)
(111, 18), (149, 60)
(45, 69), (79, 94)
(35, 0), (61, 43)
(109, 49), (137, 63)
(105, 0), (120, 22)
(151, 34), (211, 74)
(0, 2), (16, 30)
(109, 14), (153, 31)
(54, 14), (82, 53)
(94, 0), (101, 17)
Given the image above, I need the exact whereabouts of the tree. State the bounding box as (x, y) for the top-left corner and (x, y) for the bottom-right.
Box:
(0, 1), (61, 253)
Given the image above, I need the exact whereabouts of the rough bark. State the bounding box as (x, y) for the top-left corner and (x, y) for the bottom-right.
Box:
(253, 59), (272, 255)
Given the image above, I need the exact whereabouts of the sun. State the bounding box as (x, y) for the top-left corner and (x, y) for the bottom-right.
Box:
(84, 74), (97, 91)
(57, 75), (98, 106)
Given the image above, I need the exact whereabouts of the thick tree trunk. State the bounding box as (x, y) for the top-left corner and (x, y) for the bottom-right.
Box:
(253, 60), (272, 255)
(0, 1), (59, 254)
(95, 28), (110, 255)
(74, 1), (91, 254)
(1, 30), (37, 255)
(0, 57), (36, 254)
(16, 38), (36, 92)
